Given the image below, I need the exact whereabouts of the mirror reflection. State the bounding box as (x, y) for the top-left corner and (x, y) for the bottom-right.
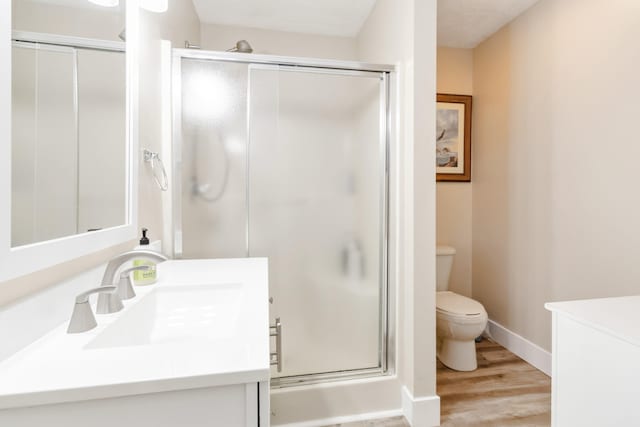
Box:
(11, 0), (127, 247)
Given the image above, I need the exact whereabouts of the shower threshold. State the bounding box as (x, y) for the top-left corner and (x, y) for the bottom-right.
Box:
(271, 367), (388, 389)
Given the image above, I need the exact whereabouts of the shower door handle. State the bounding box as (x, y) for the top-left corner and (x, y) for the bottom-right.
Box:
(270, 317), (282, 373)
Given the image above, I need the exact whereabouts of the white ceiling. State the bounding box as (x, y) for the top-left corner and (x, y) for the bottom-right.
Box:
(438, 0), (540, 48)
(31, 0), (539, 47)
(191, 0), (377, 37)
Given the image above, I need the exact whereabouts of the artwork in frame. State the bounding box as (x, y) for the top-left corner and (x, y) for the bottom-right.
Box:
(436, 94), (472, 182)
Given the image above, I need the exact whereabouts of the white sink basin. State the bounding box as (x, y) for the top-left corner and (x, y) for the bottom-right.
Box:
(86, 283), (243, 349)
(0, 258), (269, 412)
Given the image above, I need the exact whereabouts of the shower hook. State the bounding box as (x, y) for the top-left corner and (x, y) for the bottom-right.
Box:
(143, 149), (168, 191)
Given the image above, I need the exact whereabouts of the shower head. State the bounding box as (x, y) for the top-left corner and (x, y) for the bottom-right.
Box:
(227, 40), (253, 53)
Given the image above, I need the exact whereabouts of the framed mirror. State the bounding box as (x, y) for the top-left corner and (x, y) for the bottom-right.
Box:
(0, 0), (139, 281)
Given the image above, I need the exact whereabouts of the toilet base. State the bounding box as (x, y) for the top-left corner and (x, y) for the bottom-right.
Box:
(437, 338), (478, 371)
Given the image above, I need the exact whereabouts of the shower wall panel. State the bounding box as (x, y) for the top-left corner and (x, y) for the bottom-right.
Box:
(11, 46), (77, 246)
(77, 49), (126, 233)
(11, 44), (126, 246)
(180, 59), (248, 258)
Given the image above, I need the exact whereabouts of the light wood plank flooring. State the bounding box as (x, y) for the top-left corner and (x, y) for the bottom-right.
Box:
(438, 339), (551, 426)
(323, 339), (550, 427)
(323, 417), (409, 427)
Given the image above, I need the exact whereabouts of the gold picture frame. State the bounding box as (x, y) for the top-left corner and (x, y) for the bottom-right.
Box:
(436, 94), (472, 182)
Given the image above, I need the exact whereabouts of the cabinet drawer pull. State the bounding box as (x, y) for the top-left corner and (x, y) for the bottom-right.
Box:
(269, 318), (282, 373)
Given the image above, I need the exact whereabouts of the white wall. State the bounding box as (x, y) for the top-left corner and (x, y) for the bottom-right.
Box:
(358, 0), (439, 425)
(435, 47), (473, 297)
(200, 23), (357, 60)
(137, 1), (201, 245)
(472, 0), (640, 351)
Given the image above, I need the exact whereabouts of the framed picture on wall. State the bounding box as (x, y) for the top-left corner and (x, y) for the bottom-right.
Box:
(436, 94), (472, 182)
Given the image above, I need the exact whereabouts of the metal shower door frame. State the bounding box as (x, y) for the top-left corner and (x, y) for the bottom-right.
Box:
(171, 49), (396, 387)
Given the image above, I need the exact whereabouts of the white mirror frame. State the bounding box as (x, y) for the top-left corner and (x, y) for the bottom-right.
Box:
(0, 0), (139, 282)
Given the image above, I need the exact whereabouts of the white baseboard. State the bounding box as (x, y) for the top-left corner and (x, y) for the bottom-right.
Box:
(485, 319), (552, 377)
(273, 409), (403, 427)
(401, 386), (440, 427)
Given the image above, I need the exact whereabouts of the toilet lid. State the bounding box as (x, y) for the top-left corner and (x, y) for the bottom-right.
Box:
(436, 291), (484, 316)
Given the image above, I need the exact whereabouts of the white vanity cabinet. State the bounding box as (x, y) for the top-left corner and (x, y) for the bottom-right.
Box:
(545, 296), (640, 427)
(0, 259), (271, 427)
(0, 381), (270, 427)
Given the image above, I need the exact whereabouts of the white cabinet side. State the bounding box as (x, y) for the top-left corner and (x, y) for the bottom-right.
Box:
(554, 315), (640, 426)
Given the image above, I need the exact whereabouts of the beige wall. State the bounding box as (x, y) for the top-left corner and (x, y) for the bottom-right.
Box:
(200, 23), (357, 60)
(472, 0), (640, 351)
(436, 47), (473, 297)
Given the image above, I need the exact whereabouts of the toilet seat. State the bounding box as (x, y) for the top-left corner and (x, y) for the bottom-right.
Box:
(436, 291), (486, 323)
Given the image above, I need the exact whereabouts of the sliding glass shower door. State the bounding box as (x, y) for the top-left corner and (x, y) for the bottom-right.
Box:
(176, 54), (390, 385)
(248, 65), (387, 382)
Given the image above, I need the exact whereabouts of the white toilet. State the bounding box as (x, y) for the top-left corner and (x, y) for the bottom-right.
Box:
(436, 246), (488, 371)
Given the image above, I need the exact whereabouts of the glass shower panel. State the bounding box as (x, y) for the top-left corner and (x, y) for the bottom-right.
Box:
(180, 59), (249, 258)
(11, 44), (77, 246)
(248, 66), (385, 378)
(77, 49), (126, 233)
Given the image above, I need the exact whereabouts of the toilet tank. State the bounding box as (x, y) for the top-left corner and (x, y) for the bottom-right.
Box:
(436, 246), (456, 291)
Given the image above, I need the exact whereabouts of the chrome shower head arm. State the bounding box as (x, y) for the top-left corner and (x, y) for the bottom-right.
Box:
(227, 40), (252, 53)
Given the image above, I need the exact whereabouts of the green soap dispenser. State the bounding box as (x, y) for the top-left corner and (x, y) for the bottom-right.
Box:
(133, 228), (157, 285)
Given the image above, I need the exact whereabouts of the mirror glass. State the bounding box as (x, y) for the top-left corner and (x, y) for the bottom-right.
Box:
(11, 0), (127, 247)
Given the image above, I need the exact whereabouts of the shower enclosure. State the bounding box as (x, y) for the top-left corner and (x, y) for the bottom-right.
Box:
(171, 49), (394, 386)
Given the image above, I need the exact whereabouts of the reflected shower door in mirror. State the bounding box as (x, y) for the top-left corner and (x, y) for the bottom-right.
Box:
(11, 0), (126, 247)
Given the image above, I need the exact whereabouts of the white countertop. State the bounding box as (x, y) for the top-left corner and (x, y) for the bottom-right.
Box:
(0, 258), (270, 410)
(545, 295), (640, 348)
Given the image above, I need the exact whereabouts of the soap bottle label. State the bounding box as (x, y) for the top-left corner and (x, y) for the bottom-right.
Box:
(133, 259), (157, 285)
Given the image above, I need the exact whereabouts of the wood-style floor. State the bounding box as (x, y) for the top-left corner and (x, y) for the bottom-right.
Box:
(323, 339), (550, 427)
(324, 417), (409, 427)
(438, 339), (551, 426)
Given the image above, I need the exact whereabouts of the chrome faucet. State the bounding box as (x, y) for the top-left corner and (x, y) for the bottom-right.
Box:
(96, 250), (169, 314)
(117, 265), (150, 300)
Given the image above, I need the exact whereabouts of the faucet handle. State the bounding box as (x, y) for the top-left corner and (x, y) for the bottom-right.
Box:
(68, 286), (117, 333)
(117, 265), (150, 300)
(96, 283), (125, 315)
